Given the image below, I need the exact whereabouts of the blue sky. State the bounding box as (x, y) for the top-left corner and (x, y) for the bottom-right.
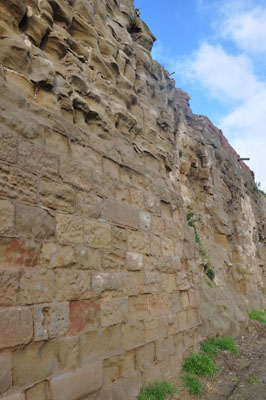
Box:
(135, 0), (266, 190)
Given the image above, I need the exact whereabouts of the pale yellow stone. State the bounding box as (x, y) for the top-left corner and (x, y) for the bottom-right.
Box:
(84, 220), (111, 248)
(56, 213), (83, 244)
(0, 200), (14, 234)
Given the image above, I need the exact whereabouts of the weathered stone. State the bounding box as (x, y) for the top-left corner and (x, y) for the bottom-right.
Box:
(161, 238), (175, 256)
(50, 362), (103, 400)
(19, 269), (56, 305)
(70, 300), (100, 335)
(103, 352), (135, 385)
(84, 220), (111, 248)
(18, 141), (58, 178)
(136, 343), (155, 371)
(0, 164), (38, 204)
(128, 295), (149, 321)
(56, 213), (83, 244)
(12, 341), (56, 387)
(34, 303), (70, 341)
(104, 200), (139, 229)
(102, 249), (125, 270)
(123, 321), (145, 351)
(0, 269), (20, 306)
(40, 243), (75, 269)
(101, 297), (128, 327)
(92, 272), (122, 294)
(156, 336), (175, 362)
(74, 246), (102, 270)
(1, 393), (25, 400)
(126, 252), (143, 271)
(25, 381), (50, 400)
(55, 269), (90, 301)
(0, 200), (14, 234)
(39, 179), (75, 212)
(111, 226), (128, 249)
(0, 352), (12, 394)
(59, 157), (92, 191)
(0, 307), (33, 349)
(0, 238), (40, 268)
(80, 329), (110, 363)
(0, 126), (16, 164)
(16, 203), (55, 240)
(77, 191), (103, 218)
(55, 335), (80, 372)
(127, 231), (150, 253)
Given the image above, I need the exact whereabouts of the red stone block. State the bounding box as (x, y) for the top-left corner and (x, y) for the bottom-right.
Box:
(70, 300), (101, 335)
(0, 238), (40, 268)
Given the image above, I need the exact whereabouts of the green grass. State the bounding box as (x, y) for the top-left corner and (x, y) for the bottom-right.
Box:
(183, 374), (202, 396)
(259, 189), (266, 198)
(200, 337), (238, 357)
(248, 309), (266, 323)
(247, 376), (263, 385)
(183, 352), (217, 377)
(138, 381), (178, 400)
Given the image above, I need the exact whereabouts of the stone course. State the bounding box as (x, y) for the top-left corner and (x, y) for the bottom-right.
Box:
(0, 0), (265, 398)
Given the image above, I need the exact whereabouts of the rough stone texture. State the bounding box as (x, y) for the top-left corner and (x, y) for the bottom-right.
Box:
(50, 362), (103, 400)
(0, 0), (265, 397)
(0, 308), (33, 349)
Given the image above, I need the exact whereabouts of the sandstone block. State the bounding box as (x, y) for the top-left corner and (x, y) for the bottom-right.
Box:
(25, 381), (50, 400)
(0, 127), (17, 164)
(45, 130), (69, 154)
(103, 352), (135, 385)
(102, 249), (125, 270)
(55, 269), (90, 301)
(56, 213), (83, 244)
(149, 294), (171, 316)
(104, 200), (139, 229)
(18, 140), (58, 178)
(126, 252), (143, 271)
(40, 243), (75, 269)
(92, 272), (122, 294)
(0, 238), (41, 268)
(178, 310), (187, 331)
(127, 231), (150, 253)
(50, 362), (103, 400)
(109, 324), (123, 354)
(0, 163), (37, 204)
(140, 272), (162, 294)
(0, 269), (20, 306)
(0, 352), (11, 394)
(0, 307), (33, 349)
(130, 188), (144, 209)
(188, 289), (200, 308)
(0, 200), (14, 234)
(111, 226), (127, 249)
(142, 364), (161, 383)
(1, 394), (25, 400)
(150, 235), (161, 255)
(80, 329), (110, 363)
(103, 158), (120, 179)
(70, 143), (102, 171)
(181, 291), (189, 310)
(152, 216), (165, 236)
(84, 220), (111, 248)
(187, 309), (200, 328)
(162, 274), (177, 293)
(16, 203), (55, 240)
(101, 297), (128, 327)
(139, 211), (151, 231)
(156, 336), (175, 362)
(39, 179), (75, 212)
(123, 272), (142, 296)
(59, 157), (92, 191)
(5, 70), (35, 100)
(162, 238), (175, 256)
(176, 272), (191, 291)
(77, 192), (103, 219)
(55, 336), (80, 373)
(19, 269), (56, 305)
(70, 300), (100, 335)
(136, 343), (155, 371)
(123, 321), (144, 351)
(128, 295), (149, 320)
(168, 313), (180, 335)
(171, 291), (183, 313)
(74, 246), (101, 270)
(34, 303), (70, 341)
(13, 341), (56, 387)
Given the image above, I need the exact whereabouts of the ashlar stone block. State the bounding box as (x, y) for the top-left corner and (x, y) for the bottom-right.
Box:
(0, 307), (33, 349)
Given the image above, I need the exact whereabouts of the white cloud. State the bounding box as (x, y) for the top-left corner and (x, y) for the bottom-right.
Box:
(177, 43), (261, 101)
(174, 2), (266, 190)
(221, 7), (266, 54)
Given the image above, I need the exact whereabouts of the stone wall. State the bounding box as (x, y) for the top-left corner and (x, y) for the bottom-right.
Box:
(0, 0), (265, 399)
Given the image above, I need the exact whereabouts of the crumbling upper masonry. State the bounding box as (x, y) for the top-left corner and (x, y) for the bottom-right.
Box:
(0, 0), (265, 399)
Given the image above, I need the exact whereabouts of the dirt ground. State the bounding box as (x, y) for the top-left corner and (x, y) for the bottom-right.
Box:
(175, 320), (266, 400)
